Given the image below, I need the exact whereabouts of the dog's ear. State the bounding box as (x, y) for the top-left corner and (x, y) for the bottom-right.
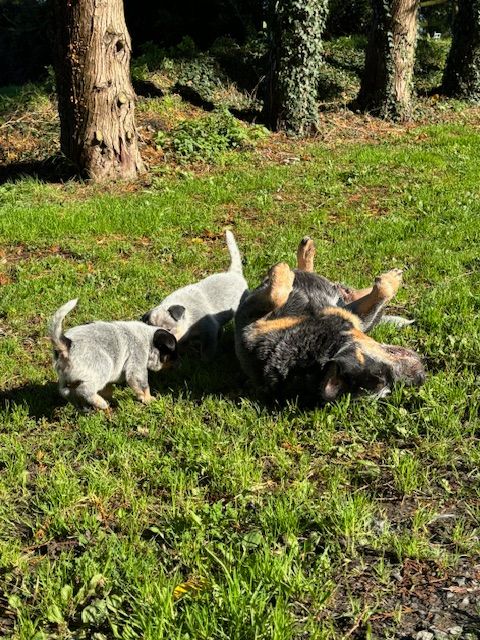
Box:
(168, 305), (186, 322)
(320, 361), (346, 401)
(321, 350), (388, 401)
(153, 329), (178, 361)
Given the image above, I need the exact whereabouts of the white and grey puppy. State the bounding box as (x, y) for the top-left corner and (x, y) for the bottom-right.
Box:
(49, 299), (177, 411)
(142, 230), (248, 359)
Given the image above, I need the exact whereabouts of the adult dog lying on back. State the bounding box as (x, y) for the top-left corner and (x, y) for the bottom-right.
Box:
(235, 238), (425, 404)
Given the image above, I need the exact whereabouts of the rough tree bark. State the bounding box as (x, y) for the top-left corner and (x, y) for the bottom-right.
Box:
(52, 0), (144, 181)
(442, 0), (480, 101)
(356, 0), (420, 120)
(263, 0), (329, 135)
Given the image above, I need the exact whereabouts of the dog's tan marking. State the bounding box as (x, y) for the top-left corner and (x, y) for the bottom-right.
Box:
(350, 328), (395, 362)
(374, 268), (403, 299)
(296, 236), (316, 272)
(320, 306), (362, 330)
(128, 380), (154, 405)
(252, 316), (306, 337)
(89, 393), (110, 411)
(268, 263), (295, 309)
(355, 346), (365, 365)
(340, 286), (373, 304)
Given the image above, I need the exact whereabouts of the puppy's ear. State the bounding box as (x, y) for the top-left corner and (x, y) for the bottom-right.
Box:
(168, 305), (186, 322)
(153, 329), (178, 361)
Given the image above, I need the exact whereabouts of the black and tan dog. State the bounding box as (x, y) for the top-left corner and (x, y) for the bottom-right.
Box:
(235, 238), (425, 404)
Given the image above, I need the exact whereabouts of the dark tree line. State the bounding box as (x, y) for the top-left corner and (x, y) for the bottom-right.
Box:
(2, 0), (478, 179)
(442, 0), (480, 101)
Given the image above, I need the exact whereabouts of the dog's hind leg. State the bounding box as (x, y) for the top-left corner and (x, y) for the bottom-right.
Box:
(296, 237), (316, 272)
(344, 269), (403, 332)
(74, 382), (110, 411)
(235, 263), (295, 327)
(99, 384), (114, 402)
(269, 263), (296, 309)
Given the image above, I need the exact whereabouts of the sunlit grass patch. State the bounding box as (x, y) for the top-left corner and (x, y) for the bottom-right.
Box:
(0, 119), (479, 638)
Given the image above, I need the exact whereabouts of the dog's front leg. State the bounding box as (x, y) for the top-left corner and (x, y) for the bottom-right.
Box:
(127, 374), (153, 405)
(74, 382), (110, 411)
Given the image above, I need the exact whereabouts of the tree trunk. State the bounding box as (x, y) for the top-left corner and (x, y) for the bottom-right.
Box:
(442, 0), (480, 101)
(263, 0), (329, 135)
(356, 0), (419, 120)
(52, 0), (144, 181)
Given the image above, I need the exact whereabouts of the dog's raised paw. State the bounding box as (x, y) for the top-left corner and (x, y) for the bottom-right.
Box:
(374, 268), (403, 300)
(297, 237), (316, 272)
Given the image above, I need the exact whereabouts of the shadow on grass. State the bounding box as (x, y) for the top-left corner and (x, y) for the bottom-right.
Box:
(0, 380), (62, 421)
(0, 155), (77, 186)
(150, 330), (249, 403)
(133, 78), (165, 99)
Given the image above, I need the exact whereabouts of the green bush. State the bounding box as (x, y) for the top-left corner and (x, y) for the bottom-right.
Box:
(155, 109), (268, 163)
(323, 35), (367, 74)
(134, 37), (198, 73)
(317, 36), (366, 102)
(176, 54), (226, 102)
(0, 82), (53, 117)
(415, 37), (451, 75)
(414, 36), (451, 93)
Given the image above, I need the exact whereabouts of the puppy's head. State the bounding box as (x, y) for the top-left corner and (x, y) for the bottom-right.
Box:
(142, 305), (187, 339)
(148, 329), (178, 371)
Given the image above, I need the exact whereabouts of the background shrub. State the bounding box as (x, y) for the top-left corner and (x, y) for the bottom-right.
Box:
(155, 108), (268, 163)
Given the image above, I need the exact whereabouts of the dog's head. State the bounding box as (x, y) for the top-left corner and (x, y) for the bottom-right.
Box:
(142, 305), (187, 340)
(319, 341), (425, 402)
(148, 329), (179, 371)
(272, 310), (425, 404)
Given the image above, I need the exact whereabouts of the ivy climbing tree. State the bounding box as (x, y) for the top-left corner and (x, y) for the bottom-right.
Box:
(52, 0), (144, 181)
(263, 0), (329, 135)
(356, 0), (420, 121)
(442, 0), (480, 101)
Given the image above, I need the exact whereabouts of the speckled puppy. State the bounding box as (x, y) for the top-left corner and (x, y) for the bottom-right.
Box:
(49, 299), (178, 411)
(143, 230), (248, 359)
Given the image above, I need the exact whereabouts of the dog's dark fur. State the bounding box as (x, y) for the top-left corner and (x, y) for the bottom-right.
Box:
(235, 249), (425, 405)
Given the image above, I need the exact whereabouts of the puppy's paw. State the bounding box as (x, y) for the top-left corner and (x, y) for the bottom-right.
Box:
(268, 262), (295, 308)
(296, 236), (316, 272)
(104, 406), (114, 419)
(138, 389), (154, 405)
(374, 268), (403, 300)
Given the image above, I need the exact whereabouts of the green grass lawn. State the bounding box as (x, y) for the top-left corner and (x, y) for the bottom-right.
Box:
(0, 120), (479, 639)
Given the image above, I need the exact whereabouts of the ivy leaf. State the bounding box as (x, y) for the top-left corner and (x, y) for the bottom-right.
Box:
(81, 598), (108, 625)
(46, 604), (64, 624)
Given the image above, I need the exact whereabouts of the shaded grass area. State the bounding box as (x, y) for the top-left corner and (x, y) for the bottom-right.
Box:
(0, 121), (480, 639)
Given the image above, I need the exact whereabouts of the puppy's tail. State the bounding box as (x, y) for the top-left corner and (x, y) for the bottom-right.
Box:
(48, 298), (78, 358)
(226, 230), (243, 274)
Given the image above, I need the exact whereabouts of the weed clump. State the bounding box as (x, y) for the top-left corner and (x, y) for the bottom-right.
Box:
(155, 109), (268, 163)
